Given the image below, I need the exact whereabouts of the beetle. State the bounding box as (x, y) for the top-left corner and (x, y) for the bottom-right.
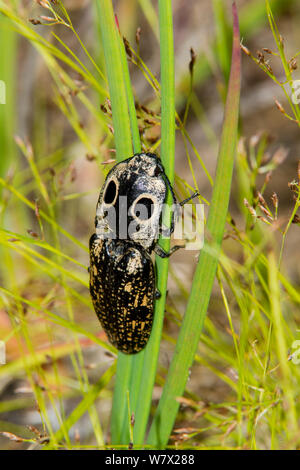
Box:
(89, 152), (197, 354)
(89, 236), (155, 353)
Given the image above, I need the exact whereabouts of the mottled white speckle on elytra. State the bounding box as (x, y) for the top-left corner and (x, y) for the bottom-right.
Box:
(126, 253), (142, 274)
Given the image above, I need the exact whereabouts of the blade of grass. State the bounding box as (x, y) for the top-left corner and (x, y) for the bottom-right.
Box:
(117, 31), (141, 154)
(131, 0), (176, 445)
(212, 0), (232, 84)
(109, 26), (144, 446)
(0, 16), (16, 180)
(0, 176), (87, 251)
(0, 2), (107, 97)
(51, 362), (116, 445)
(111, 0), (176, 445)
(94, 0), (146, 446)
(265, 0), (300, 125)
(147, 2), (241, 448)
(96, 0), (132, 158)
(0, 286), (116, 354)
(268, 251), (297, 440)
(239, 0), (293, 36)
(138, 0), (159, 41)
(174, 0), (292, 112)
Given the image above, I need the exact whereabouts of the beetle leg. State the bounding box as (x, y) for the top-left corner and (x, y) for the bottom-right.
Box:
(155, 289), (161, 299)
(160, 192), (199, 238)
(154, 244), (184, 258)
(179, 191), (199, 207)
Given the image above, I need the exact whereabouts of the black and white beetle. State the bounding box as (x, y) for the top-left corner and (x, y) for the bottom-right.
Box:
(89, 152), (197, 354)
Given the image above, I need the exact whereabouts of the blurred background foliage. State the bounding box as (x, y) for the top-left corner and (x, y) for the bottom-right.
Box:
(0, 0), (299, 449)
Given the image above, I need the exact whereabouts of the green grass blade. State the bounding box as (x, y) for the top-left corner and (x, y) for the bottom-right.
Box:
(52, 363), (116, 445)
(95, 0), (145, 445)
(132, 0), (176, 445)
(0, 176), (87, 251)
(268, 251), (297, 439)
(138, 0), (159, 41)
(118, 34), (141, 154)
(212, 0), (232, 84)
(0, 2), (106, 97)
(111, 0), (176, 446)
(0, 16), (16, 180)
(147, 2), (241, 448)
(96, 0), (132, 159)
